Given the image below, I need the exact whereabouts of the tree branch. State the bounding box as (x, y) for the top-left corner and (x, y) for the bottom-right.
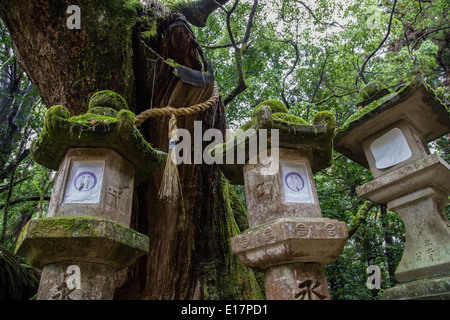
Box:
(216, 0), (259, 106)
(0, 196), (50, 211)
(315, 89), (359, 106)
(0, 148), (29, 181)
(411, 25), (450, 50)
(359, 0), (398, 84)
(170, 0), (230, 28)
(281, 1), (344, 28)
(261, 34), (300, 109)
(310, 49), (337, 104)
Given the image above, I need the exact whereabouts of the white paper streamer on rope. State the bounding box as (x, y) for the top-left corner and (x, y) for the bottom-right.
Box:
(281, 161), (314, 203)
(370, 128), (412, 169)
(63, 161), (105, 203)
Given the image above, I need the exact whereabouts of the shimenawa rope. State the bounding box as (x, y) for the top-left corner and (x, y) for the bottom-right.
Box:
(134, 82), (219, 203)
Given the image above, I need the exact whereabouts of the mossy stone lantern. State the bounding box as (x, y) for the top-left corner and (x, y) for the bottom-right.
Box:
(334, 78), (450, 300)
(212, 101), (348, 300)
(15, 91), (167, 300)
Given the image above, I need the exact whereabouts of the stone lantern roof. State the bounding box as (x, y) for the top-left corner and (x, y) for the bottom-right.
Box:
(212, 100), (336, 184)
(334, 78), (450, 168)
(31, 90), (167, 185)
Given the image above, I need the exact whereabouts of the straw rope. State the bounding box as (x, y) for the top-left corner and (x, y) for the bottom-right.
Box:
(134, 81), (219, 203)
(134, 81), (219, 125)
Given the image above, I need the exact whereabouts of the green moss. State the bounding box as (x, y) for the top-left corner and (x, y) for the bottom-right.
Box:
(359, 81), (387, 100)
(88, 90), (128, 111)
(31, 93), (167, 185)
(88, 107), (119, 117)
(239, 118), (257, 132)
(272, 112), (307, 126)
(313, 110), (336, 128)
(337, 87), (402, 135)
(253, 99), (288, 118)
(201, 173), (265, 300)
(48, 105), (70, 119)
(141, 30), (155, 39)
(70, 112), (116, 125)
(15, 217), (150, 270)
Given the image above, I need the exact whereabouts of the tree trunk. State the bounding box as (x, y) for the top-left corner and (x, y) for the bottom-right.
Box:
(0, 1), (264, 299)
(0, 245), (41, 300)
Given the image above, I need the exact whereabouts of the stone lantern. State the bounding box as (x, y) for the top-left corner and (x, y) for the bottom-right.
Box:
(212, 101), (348, 300)
(334, 78), (450, 300)
(15, 91), (167, 300)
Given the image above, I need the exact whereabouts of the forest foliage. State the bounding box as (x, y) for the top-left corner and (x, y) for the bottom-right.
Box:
(1, 0), (449, 299)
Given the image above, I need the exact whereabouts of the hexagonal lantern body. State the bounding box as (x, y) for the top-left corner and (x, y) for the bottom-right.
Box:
(244, 148), (322, 228)
(334, 78), (450, 300)
(48, 148), (134, 227)
(213, 103), (348, 300)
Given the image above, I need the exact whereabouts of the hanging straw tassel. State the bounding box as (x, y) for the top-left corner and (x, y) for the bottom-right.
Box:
(134, 82), (219, 203)
(158, 113), (181, 203)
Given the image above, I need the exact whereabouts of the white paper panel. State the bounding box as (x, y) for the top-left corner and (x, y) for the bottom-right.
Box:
(63, 161), (104, 203)
(281, 161), (314, 203)
(370, 128), (412, 169)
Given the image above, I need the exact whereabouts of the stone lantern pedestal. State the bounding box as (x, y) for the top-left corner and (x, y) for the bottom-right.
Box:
(15, 91), (167, 300)
(16, 217), (149, 300)
(334, 78), (450, 299)
(213, 101), (348, 300)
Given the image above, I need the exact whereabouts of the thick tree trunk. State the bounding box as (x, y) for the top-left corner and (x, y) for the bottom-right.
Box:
(0, 1), (263, 299)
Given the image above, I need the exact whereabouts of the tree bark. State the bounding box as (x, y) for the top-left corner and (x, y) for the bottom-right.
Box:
(0, 245), (41, 300)
(0, 0), (263, 299)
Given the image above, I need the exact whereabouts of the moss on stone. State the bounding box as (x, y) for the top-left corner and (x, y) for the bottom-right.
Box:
(272, 112), (308, 126)
(336, 82), (413, 136)
(31, 91), (167, 185)
(239, 118), (257, 132)
(253, 99), (288, 118)
(88, 90), (129, 111)
(15, 217), (150, 270)
(313, 110), (336, 127)
(359, 81), (387, 100)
